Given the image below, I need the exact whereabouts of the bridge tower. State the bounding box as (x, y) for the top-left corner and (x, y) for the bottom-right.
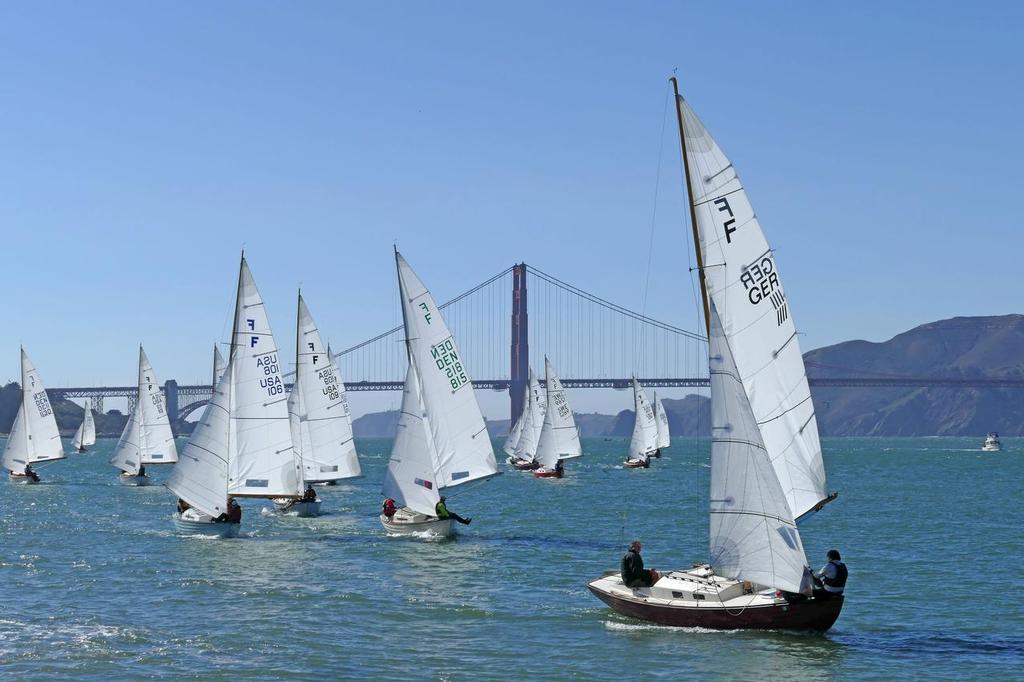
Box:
(164, 380), (179, 423)
(509, 263), (529, 423)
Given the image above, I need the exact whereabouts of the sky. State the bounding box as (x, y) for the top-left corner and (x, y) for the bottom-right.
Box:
(1, 2), (1021, 419)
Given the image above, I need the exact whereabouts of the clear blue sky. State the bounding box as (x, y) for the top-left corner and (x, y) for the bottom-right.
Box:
(1, 2), (1021, 418)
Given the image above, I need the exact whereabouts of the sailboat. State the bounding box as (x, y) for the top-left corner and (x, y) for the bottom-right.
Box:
(166, 255), (302, 537)
(2, 348), (65, 483)
(588, 79), (842, 630)
(110, 346), (179, 486)
(72, 398), (97, 453)
(502, 383), (529, 461)
(623, 378), (657, 468)
(273, 293), (362, 517)
(533, 357), (582, 478)
(652, 391), (670, 457)
(380, 250), (499, 537)
(507, 369), (545, 470)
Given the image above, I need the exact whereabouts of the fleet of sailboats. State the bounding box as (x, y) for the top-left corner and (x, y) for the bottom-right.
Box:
(72, 398), (96, 452)
(109, 347), (178, 485)
(588, 78), (842, 631)
(2, 348), (64, 483)
(380, 250), (498, 537)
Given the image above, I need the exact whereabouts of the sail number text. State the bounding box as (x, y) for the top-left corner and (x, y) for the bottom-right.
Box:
(33, 391), (52, 417)
(258, 353), (285, 396)
(431, 337), (468, 391)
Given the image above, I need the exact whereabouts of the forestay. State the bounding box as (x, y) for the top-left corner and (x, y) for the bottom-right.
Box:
(138, 347), (178, 464)
(502, 384), (529, 457)
(534, 357), (582, 468)
(396, 252), (498, 489)
(381, 365), (441, 516)
(167, 363), (233, 518)
(628, 378), (658, 459)
(2, 348), (64, 473)
(678, 93), (827, 520)
(227, 257), (302, 498)
(290, 295), (361, 483)
(73, 399), (97, 450)
(654, 393), (670, 450)
(513, 369), (546, 461)
(708, 304), (811, 594)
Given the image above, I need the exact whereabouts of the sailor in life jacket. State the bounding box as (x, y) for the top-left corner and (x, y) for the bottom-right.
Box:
(813, 549), (848, 599)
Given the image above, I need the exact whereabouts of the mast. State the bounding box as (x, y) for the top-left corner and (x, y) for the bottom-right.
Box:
(671, 75), (710, 335)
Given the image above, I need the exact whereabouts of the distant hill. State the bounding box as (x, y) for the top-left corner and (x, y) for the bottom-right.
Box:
(807, 314), (1024, 436)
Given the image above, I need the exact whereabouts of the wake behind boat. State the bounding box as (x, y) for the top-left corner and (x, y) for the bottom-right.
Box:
(589, 78), (843, 631)
(379, 250), (499, 537)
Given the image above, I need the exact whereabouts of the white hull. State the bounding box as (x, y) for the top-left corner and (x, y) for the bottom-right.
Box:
(119, 473), (151, 486)
(8, 473), (37, 484)
(172, 511), (240, 538)
(272, 497), (322, 517)
(982, 443), (1001, 452)
(380, 507), (453, 537)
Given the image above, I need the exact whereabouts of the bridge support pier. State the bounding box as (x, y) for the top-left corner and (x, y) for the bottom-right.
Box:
(509, 263), (529, 424)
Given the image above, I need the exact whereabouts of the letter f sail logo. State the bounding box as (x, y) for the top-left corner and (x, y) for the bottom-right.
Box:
(419, 302), (431, 324)
(247, 319), (259, 347)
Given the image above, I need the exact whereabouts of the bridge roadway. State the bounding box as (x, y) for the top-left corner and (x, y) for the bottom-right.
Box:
(48, 376), (1024, 422)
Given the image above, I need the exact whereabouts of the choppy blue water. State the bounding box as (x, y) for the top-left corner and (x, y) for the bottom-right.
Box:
(1, 437), (1021, 680)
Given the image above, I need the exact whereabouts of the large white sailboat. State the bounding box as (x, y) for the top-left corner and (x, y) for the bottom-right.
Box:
(588, 79), (842, 631)
(652, 391), (670, 457)
(109, 346), (179, 486)
(166, 255), (302, 537)
(2, 348), (65, 483)
(380, 251), (499, 537)
(623, 378), (657, 468)
(507, 369), (545, 470)
(533, 357), (582, 479)
(274, 293), (362, 517)
(72, 398), (97, 453)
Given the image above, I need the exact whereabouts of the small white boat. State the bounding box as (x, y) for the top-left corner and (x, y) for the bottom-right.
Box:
(982, 432), (1001, 452)
(172, 508), (240, 538)
(380, 507), (453, 537)
(110, 347), (179, 484)
(72, 398), (97, 453)
(2, 348), (66, 485)
(533, 357), (582, 476)
(624, 378), (658, 467)
(272, 497), (322, 517)
(119, 472), (150, 486)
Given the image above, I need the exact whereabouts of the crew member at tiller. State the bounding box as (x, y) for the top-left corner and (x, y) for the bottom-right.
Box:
(621, 540), (660, 588)
(813, 549), (847, 599)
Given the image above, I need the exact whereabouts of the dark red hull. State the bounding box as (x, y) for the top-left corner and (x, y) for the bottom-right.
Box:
(533, 469), (562, 478)
(588, 585), (843, 631)
(623, 460), (649, 469)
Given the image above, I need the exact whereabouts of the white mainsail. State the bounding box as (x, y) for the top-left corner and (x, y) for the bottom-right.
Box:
(166, 362), (233, 517)
(513, 369), (545, 461)
(290, 294), (361, 483)
(396, 251), (498, 489)
(381, 365), (441, 516)
(138, 347), (178, 464)
(534, 357), (582, 469)
(627, 378), (658, 460)
(654, 392), (671, 450)
(73, 399), (97, 450)
(502, 383), (530, 457)
(2, 348), (64, 473)
(226, 257), (301, 498)
(110, 402), (143, 475)
(678, 93), (827, 520)
(708, 304), (810, 594)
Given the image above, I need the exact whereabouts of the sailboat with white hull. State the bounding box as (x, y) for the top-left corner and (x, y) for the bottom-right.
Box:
(110, 347), (179, 486)
(166, 255), (302, 537)
(380, 250), (499, 537)
(588, 78), (842, 631)
(533, 357), (582, 478)
(274, 293), (362, 517)
(72, 399), (97, 453)
(624, 378), (657, 468)
(506, 369), (545, 470)
(652, 392), (670, 457)
(502, 384), (529, 465)
(2, 348), (65, 483)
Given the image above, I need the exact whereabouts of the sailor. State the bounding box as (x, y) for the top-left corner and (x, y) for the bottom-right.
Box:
(176, 498), (191, 514)
(302, 484), (317, 502)
(435, 496), (471, 525)
(555, 459), (564, 475)
(24, 464), (40, 482)
(621, 540), (660, 588)
(813, 549), (847, 599)
(216, 497), (242, 524)
(138, 465), (146, 477)
(381, 497), (397, 519)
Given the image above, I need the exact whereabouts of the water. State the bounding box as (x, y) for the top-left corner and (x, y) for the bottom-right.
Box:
(1, 437), (1021, 679)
